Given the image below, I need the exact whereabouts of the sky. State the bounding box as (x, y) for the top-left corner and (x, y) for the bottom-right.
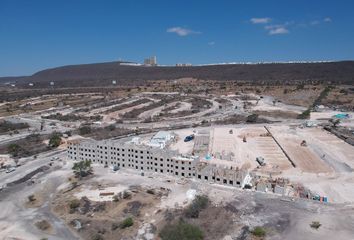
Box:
(1, 0), (354, 76)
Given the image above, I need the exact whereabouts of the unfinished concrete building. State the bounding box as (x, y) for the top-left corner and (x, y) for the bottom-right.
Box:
(67, 138), (250, 188)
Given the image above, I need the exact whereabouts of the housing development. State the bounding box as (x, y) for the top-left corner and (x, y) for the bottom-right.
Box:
(1, 67), (354, 240)
(1, 2), (354, 239)
(68, 132), (249, 189)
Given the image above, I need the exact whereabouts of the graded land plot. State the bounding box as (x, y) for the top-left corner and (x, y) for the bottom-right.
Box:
(268, 126), (332, 173)
(169, 101), (192, 114)
(86, 97), (137, 116)
(192, 130), (210, 157)
(209, 127), (238, 163)
(244, 127), (293, 172)
(208, 127), (292, 171)
(103, 99), (153, 122)
(298, 127), (354, 171)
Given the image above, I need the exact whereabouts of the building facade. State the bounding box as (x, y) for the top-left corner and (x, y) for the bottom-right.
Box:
(67, 138), (249, 188)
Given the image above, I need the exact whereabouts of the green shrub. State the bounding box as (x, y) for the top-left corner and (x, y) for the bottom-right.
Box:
(113, 195), (119, 202)
(159, 220), (203, 240)
(35, 220), (51, 231)
(120, 217), (133, 229)
(8, 143), (21, 157)
(79, 126), (92, 135)
(184, 195), (208, 218)
(69, 199), (80, 209)
(28, 194), (36, 202)
(251, 226), (266, 237)
(310, 221), (321, 230)
(122, 191), (131, 199)
(91, 234), (104, 240)
(298, 109), (311, 119)
(146, 189), (155, 195)
(246, 114), (259, 123)
(111, 222), (119, 231)
(105, 124), (116, 131)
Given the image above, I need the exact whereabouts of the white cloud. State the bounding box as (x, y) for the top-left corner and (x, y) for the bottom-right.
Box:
(166, 27), (200, 36)
(208, 41), (215, 46)
(250, 17), (271, 24)
(310, 20), (320, 26)
(324, 17), (332, 22)
(265, 25), (289, 35)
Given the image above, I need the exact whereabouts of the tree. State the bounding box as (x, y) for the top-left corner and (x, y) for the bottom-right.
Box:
(49, 133), (62, 148)
(8, 143), (21, 157)
(72, 160), (92, 178)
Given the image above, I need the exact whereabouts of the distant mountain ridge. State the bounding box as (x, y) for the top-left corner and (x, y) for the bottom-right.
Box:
(1, 61), (354, 87)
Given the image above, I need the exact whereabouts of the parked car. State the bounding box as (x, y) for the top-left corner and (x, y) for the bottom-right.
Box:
(6, 167), (16, 173)
(184, 134), (195, 142)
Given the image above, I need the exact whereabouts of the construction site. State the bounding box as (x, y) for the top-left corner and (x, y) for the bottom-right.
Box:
(1, 82), (354, 240)
(68, 117), (354, 204)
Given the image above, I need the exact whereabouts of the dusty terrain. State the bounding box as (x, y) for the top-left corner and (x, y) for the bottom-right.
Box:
(0, 81), (353, 239)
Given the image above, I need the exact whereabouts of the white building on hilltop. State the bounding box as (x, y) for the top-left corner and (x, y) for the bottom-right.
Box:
(144, 56), (157, 66)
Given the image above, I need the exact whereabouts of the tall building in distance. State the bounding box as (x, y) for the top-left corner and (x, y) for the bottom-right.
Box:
(144, 56), (157, 66)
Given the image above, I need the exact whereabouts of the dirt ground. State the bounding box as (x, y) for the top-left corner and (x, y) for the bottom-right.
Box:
(268, 126), (332, 173)
(52, 182), (169, 240)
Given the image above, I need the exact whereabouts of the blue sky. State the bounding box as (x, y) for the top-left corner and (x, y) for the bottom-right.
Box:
(1, 0), (354, 76)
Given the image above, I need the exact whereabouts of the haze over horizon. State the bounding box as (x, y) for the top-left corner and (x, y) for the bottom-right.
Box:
(1, 0), (354, 76)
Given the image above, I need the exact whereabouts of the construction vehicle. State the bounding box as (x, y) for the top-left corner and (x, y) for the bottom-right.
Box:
(256, 157), (266, 166)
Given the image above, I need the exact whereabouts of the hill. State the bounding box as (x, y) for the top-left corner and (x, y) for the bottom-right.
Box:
(1, 61), (354, 88)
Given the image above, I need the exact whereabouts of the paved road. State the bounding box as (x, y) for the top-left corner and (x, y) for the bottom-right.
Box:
(0, 149), (66, 186)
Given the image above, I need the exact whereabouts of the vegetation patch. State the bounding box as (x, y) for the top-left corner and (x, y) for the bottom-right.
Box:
(159, 220), (203, 240)
(251, 226), (266, 237)
(297, 109), (311, 119)
(72, 160), (93, 178)
(42, 113), (102, 122)
(0, 133), (48, 158)
(310, 221), (321, 230)
(119, 217), (134, 229)
(49, 132), (62, 148)
(0, 120), (29, 134)
(35, 220), (51, 231)
(184, 195), (209, 218)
